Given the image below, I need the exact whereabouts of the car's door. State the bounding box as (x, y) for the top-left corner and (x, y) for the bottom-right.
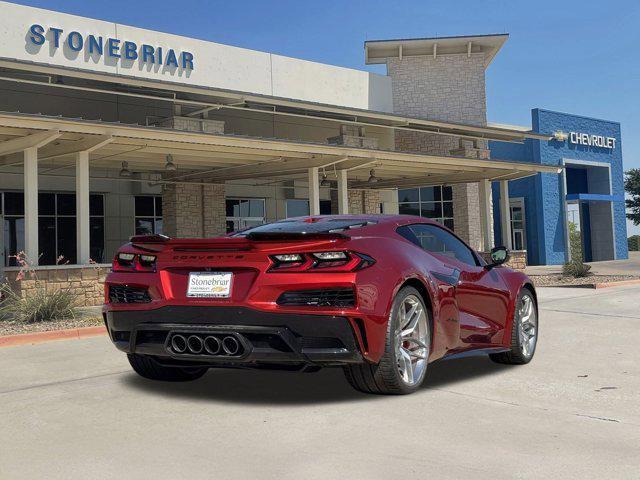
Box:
(406, 223), (511, 347)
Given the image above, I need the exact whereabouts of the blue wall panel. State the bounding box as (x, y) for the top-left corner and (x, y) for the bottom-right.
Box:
(490, 108), (628, 265)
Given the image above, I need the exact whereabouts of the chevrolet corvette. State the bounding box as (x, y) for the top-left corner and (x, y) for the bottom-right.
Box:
(103, 215), (538, 394)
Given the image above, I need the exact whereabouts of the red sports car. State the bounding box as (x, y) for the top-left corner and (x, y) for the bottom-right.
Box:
(103, 215), (538, 394)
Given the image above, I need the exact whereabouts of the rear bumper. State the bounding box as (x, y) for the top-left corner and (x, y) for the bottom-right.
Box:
(104, 306), (364, 368)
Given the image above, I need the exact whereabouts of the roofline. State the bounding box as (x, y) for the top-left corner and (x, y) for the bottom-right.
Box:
(364, 33), (509, 67)
(533, 108), (621, 127)
(0, 58), (550, 143)
(364, 33), (509, 45)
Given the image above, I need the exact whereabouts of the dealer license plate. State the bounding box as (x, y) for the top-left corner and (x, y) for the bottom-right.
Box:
(187, 272), (233, 298)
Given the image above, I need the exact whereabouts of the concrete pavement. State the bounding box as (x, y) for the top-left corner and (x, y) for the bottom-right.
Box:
(1, 285), (639, 479)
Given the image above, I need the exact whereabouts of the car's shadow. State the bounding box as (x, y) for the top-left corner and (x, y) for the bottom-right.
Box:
(122, 355), (509, 405)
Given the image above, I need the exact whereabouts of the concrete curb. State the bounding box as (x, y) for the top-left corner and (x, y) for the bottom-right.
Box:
(0, 325), (107, 348)
(590, 279), (640, 289)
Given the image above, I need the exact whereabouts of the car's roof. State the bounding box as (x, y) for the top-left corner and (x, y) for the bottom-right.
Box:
(231, 214), (439, 238)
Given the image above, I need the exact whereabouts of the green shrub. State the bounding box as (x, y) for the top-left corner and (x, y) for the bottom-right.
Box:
(568, 221), (583, 261)
(0, 284), (78, 323)
(562, 261), (592, 278)
(629, 235), (640, 252)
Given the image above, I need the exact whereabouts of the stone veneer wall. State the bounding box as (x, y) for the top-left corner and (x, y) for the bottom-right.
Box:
(163, 183), (226, 238)
(5, 266), (108, 307)
(387, 53), (489, 251)
(341, 189), (381, 214)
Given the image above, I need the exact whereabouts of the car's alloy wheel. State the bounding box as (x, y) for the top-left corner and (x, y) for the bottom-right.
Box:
(518, 293), (537, 359)
(490, 287), (538, 365)
(343, 286), (431, 394)
(395, 294), (429, 386)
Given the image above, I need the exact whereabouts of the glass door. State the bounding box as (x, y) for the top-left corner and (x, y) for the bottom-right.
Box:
(509, 199), (527, 251)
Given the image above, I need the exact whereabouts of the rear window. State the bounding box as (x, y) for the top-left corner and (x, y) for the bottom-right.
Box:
(233, 219), (376, 236)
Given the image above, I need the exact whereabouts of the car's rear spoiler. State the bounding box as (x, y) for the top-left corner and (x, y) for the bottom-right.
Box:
(129, 234), (171, 243)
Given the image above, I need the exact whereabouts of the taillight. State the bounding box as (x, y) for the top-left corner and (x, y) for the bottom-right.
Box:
(113, 252), (157, 272)
(268, 251), (375, 272)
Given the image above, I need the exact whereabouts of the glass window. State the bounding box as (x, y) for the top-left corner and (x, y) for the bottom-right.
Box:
(398, 189), (419, 203)
(4, 192), (24, 216)
(38, 193), (55, 215)
(286, 199), (310, 218)
(135, 218), (154, 236)
(134, 196), (162, 236)
(320, 200), (332, 215)
(225, 198), (266, 233)
(57, 217), (77, 264)
(56, 193), (76, 215)
(90, 217), (105, 263)
(399, 203), (420, 216)
(397, 186), (454, 231)
(154, 196), (163, 217)
(90, 194), (104, 216)
(420, 202), (442, 219)
(135, 196), (155, 217)
(38, 217), (56, 265)
(2, 192), (105, 266)
(399, 224), (477, 266)
(4, 217), (24, 266)
(420, 187), (441, 202)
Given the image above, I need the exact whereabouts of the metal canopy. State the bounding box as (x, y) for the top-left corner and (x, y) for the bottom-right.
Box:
(0, 111), (561, 189)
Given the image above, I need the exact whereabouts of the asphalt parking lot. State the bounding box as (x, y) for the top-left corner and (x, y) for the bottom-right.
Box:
(1, 285), (639, 479)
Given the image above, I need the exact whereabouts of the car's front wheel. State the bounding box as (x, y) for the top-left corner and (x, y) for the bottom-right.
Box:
(344, 286), (431, 394)
(490, 287), (538, 365)
(127, 354), (208, 382)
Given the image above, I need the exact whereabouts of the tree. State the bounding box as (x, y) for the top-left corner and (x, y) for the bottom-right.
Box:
(625, 169), (640, 225)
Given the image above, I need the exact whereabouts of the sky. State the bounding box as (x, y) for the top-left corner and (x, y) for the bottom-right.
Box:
(9, 0), (640, 235)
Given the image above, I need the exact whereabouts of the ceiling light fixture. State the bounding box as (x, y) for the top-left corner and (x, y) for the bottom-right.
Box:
(119, 161), (132, 178)
(165, 154), (177, 171)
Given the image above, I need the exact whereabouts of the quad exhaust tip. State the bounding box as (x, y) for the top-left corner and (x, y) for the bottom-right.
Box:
(187, 335), (204, 354)
(169, 333), (244, 357)
(170, 334), (187, 353)
(222, 336), (240, 355)
(204, 336), (222, 355)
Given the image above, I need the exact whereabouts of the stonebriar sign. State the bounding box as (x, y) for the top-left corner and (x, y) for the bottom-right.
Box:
(28, 24), (195, 70)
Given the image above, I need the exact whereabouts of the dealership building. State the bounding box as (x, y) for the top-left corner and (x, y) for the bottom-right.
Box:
(0, 1), (627, 305)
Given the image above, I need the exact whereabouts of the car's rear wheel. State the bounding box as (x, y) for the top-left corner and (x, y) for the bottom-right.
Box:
(490, 287), (538, 365)
(344, 286), (430, 395)
(127, 354), (208, 382)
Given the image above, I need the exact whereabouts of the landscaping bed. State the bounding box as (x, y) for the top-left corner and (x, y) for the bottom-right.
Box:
(529, 274), (640, 288)
(0, 315), (103, 337)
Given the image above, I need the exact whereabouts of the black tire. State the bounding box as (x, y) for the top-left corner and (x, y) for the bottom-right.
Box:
(490, 287), (538, 365)
(127, 354), (208, 382)
(343, 286), (431, 395)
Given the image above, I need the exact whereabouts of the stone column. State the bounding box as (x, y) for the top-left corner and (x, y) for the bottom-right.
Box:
(163, 183), (204, 238)
(348, 190), (364, 214)
(203, 184), (226, 237)
(163, 182), (226, 238)
(387, 53), (490, 251)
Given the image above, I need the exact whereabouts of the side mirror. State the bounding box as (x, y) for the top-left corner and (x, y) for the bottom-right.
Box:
(486, 246), (509, 270)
